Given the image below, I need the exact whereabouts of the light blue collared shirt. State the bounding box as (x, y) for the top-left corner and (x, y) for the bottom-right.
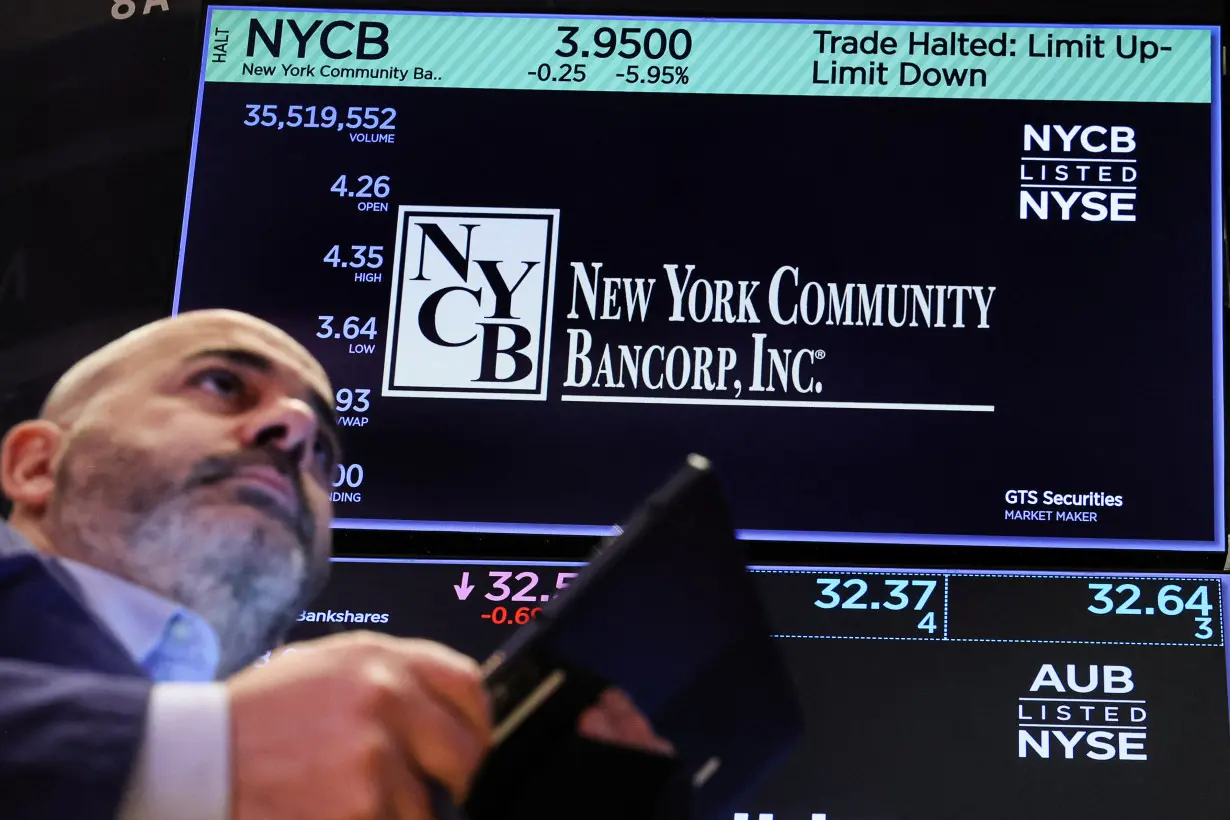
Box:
(56, 558), (220, 683)
(53, 557), (230, 820)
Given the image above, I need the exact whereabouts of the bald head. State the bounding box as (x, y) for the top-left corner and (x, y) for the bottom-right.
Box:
(42, 309), (329, 426)
(2, 309), (338, 674)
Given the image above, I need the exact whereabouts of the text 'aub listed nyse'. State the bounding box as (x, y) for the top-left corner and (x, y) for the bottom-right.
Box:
(1019, 664), (1148, 762)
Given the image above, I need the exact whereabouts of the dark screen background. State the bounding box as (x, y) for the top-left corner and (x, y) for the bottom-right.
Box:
(288, 560), (1230, 820)
(178, 80), (1219, 546)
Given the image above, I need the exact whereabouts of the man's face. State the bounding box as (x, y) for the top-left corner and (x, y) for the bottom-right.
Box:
(40, 313), (339, 673)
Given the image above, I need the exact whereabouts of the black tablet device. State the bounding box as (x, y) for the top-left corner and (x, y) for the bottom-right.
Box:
(472, 454), (803, 820)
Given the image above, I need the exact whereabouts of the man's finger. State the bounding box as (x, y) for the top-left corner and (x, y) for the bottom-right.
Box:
(577, 703), (617, 742)
(580, 689), (675, 755)
(600, 689), (660, 743)
(392, 678), (488, 802)
(381, 744), (432, 820)
(396, 640), (493, 744)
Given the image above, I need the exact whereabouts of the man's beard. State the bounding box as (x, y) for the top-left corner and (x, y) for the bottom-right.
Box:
(49, 433), (331, 676)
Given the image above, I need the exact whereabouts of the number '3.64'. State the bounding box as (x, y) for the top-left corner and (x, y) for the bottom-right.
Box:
(318, 316), (379, 340)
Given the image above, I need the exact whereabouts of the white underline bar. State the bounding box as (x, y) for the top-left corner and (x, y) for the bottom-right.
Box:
(1020, 157), (1137, 162)
(559, 395), (994, 412)
(1019, 725), (1147, 730)
(1019, 184), (1137, 190)
(1019, 697), (1146, 703)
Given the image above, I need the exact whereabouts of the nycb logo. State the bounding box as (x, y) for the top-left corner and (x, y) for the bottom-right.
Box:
(246, 18), (389, 60)
(384, 207), (559, 400)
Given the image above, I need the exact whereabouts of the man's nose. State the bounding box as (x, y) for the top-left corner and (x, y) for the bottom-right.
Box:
(240, 396), (319, 463)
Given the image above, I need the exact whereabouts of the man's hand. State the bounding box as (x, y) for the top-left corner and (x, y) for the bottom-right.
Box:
(578, 689), (675, 756)
(226, 631), (492, 820)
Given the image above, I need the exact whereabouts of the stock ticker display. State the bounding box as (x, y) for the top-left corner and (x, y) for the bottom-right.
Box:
(176, 8), (1224, 550)
(275, 558), (1230, 819)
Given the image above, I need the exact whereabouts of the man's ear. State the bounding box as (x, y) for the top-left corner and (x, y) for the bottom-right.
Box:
(1, 421), (64, 514)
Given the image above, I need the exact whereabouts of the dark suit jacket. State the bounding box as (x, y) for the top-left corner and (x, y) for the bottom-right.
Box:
(0, 532), (152, 820)
(0, 527), (690, 820)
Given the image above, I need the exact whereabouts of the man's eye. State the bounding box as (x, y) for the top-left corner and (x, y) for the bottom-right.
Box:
(313, 435), (336, 472)
(195, 369), (244, 398)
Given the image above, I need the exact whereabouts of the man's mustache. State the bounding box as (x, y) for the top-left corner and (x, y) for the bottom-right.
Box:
(185, 447), (315, 545)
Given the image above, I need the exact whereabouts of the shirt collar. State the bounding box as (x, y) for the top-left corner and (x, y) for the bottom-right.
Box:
(54, 557), (221, 682)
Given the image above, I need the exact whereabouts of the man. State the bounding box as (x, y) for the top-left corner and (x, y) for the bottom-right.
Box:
(0, 309), (681, 819)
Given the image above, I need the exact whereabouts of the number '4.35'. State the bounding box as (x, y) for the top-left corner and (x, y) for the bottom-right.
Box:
(324, 245), (385, 269)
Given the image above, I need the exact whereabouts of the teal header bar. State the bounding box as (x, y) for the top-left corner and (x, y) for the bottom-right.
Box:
(203, 8), (1214, 103)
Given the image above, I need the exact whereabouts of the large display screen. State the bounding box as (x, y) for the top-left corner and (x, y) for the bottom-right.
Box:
(278, 557), (1230, 818)
(178, 7), (1224, 550)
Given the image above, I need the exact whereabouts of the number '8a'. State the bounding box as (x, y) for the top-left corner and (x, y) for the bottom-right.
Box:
(112, 0), (170, 20)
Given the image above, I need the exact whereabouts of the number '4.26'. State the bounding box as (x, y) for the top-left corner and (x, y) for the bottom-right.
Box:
(331, 175), (390, 199)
